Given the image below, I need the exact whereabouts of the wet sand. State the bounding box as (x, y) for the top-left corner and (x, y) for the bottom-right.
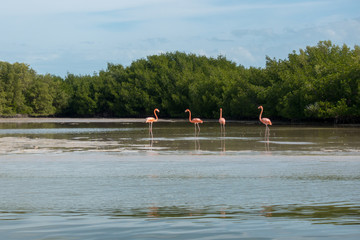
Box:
(0, 117), (148, 123)
(0, 117), (258, 124)
(1, 117), (358, 126)
(0, 137), (122, 154)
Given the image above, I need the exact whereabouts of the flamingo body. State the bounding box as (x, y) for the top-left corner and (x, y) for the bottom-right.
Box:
(191, 118), (203, 124)
(219, 108), (225, 126)
(258, 106), (272, 126)
(146, 117), (156, 123)
(185, 109), (203, 132)
(219, 118), (225, 125)
(260, 117), (272, 126)
(146, 108), (160, 133)
(219, 108), (226, 136)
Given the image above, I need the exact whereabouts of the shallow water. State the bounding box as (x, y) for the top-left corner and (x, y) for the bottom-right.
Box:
(0, 121), (359, 239)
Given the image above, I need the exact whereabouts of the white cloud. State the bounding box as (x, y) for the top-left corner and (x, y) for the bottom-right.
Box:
(232, 47), (257, 63)
(0, 0), (165, 15)
(1, 0), (360, 76)
(25, 53), (60, 63)
(231, 28), (276, 39)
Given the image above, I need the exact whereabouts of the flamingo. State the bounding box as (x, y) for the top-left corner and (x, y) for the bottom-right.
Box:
(185, 109), (203, 133)
(219, 108), (226, 133)
(258, 106), (272, 137)
(146, 108), (160, 134)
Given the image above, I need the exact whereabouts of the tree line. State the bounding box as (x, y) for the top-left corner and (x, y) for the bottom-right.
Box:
(0, 40), (359, 122)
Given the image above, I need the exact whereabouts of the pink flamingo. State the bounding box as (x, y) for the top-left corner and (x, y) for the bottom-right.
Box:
(219, 108), (226, 133)
(258, 106), (272, 137)
(185, 109), (203, 133)
(146, 108), (159, 134)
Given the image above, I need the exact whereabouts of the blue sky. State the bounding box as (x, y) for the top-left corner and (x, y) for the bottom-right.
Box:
(1, 0), (359, 77)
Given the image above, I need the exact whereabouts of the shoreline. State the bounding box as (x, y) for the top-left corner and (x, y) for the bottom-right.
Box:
(0, 117), (359, 127)
(0, 117), (256, 124)
(0, 117), (148, 123)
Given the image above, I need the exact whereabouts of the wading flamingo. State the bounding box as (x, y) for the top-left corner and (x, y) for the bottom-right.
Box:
(146, 108), (160, 134)
(185, 109), (203, 133)
(219, 108), (226, 133)
(258, 106), (272, 137)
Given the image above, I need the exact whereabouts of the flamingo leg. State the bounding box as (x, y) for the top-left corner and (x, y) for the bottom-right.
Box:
(264, 125), (270, 140)
(149, 122), (154, 135)
(261, 126), (268, 152)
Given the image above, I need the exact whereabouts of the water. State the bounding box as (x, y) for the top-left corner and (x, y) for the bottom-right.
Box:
(0, 120), (359, 239)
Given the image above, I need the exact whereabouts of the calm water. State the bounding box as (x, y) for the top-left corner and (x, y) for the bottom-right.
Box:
(0, 120), (359, 239)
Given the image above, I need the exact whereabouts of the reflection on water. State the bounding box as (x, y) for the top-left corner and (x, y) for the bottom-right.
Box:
(0, 122), (358, 155)
(2, 202), (359, 225)
(0, 121), (359, 239)
(268, 203), (360, 225)
(220, 136), (226, 153)
(94, 204), (360, 225)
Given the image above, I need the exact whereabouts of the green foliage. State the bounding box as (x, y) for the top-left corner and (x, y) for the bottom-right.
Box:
(264, 41), (360, 121)
(0, 41), (359, 122)
(0, 61), (69, 116)
(25, 74), (56, 115)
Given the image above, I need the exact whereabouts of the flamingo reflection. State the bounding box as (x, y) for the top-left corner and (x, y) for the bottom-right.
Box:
(149, 135), (154, 149)
(147, 206), (159, 218)
(261, 206), (273, 217)
(264, 135), (270, 152)
(195, 136), (200, 151)
(220, 133), (226, 153)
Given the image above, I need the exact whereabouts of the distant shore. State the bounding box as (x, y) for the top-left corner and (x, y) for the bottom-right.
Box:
(0, 117), (201, 124)
(0, 117), (154, 123)
(0, 117), (359, 127)
(0, 117), (262, 124)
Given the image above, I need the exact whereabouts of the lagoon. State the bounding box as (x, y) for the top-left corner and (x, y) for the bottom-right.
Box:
(0, 119), (359, 239)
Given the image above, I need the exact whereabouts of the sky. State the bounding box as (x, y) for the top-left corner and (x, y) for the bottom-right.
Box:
(1, 0), (360, 77)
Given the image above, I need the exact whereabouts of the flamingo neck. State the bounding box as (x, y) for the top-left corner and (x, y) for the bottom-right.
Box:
(188, 111), (192, 122)
(154, 110), (158, 120)
(259, 108), (263, 121)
